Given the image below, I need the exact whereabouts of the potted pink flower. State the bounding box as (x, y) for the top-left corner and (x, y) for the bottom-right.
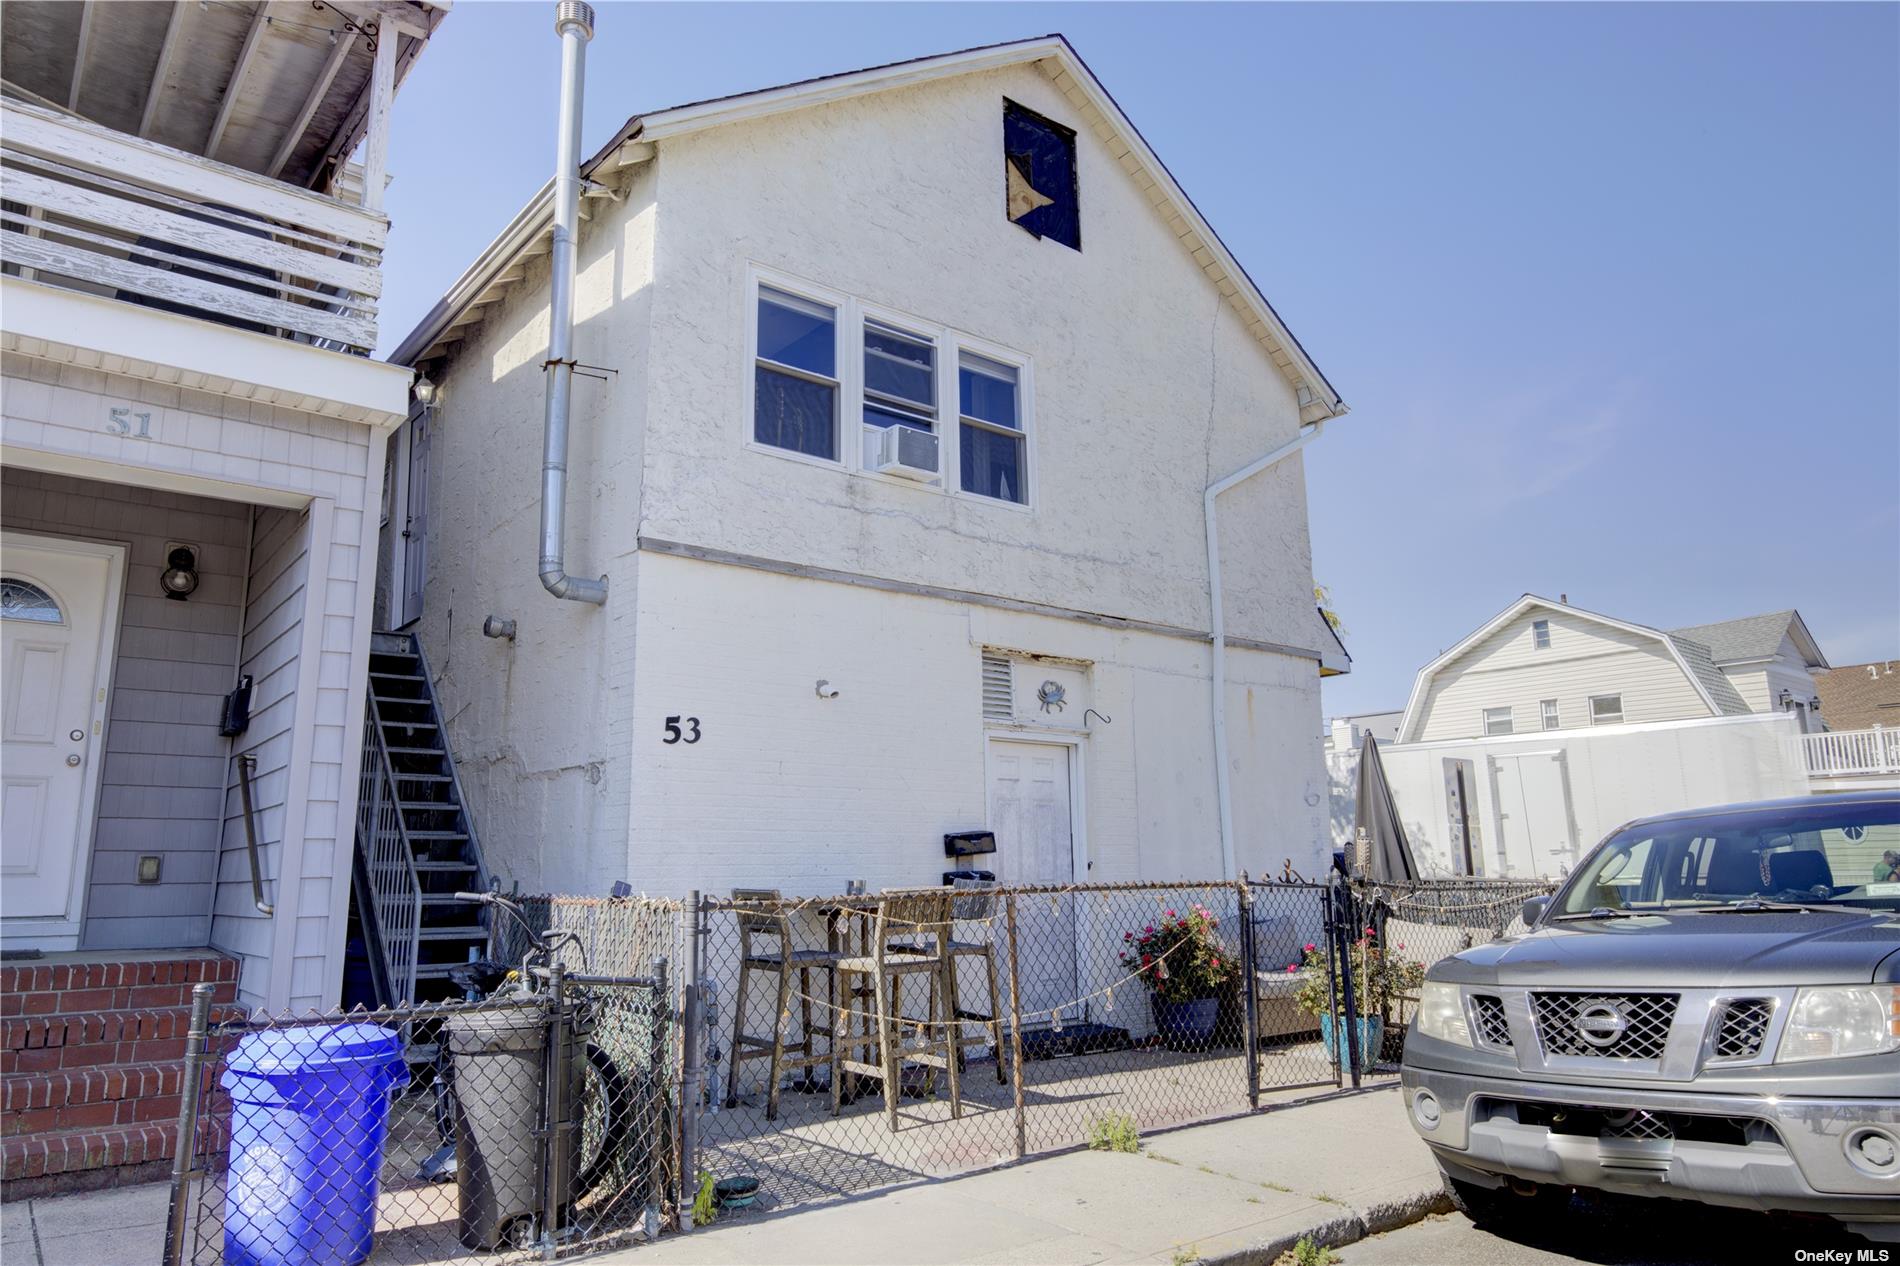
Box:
(1120, 905), (1236, 1049)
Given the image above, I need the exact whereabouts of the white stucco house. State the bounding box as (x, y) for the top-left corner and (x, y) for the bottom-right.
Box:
(378, 33), (1352, 923)
(0, 0), (447, 1011)
(1365, 595), (1843, 878)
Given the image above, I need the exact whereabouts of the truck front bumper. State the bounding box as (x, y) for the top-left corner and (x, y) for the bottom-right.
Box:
(1401, 1064), (1900, 1241)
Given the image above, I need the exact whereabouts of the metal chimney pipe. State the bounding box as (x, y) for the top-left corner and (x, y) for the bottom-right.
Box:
(539, 0), (606, 605)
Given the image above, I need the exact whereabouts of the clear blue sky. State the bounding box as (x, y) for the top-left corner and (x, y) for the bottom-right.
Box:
(378, 3), (1899, 716)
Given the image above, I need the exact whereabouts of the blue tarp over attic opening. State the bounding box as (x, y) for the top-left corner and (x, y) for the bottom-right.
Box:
(1004, 98), (1080, 252)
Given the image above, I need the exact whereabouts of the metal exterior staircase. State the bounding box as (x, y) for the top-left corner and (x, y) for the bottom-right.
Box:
(351, 631), (490, 1004)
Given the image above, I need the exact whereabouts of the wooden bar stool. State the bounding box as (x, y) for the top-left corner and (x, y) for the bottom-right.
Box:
(947, 878), (1007, 1084)
(833, 888), (962, 1128)
(724, 888), (841, 1121)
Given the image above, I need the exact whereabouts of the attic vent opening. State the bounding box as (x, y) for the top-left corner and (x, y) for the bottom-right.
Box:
(982, 653), (1015, 720)
(1003, 99), (1079, 251)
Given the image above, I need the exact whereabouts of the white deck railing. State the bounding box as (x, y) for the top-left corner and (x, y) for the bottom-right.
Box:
(1804, 727), (1900, 778)
(0, 99), (384, 353)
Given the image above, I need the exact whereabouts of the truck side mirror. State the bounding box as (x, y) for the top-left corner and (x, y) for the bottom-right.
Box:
(1521, 895), (1550, 927)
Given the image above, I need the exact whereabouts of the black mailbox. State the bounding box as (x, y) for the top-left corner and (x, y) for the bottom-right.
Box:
(943, 830), (997, 859)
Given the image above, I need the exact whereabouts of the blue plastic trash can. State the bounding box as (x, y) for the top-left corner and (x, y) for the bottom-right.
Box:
(220, 1023), (410, 1266)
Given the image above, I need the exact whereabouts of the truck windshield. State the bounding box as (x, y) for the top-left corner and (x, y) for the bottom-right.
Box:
(1554, 800), (1900, 916)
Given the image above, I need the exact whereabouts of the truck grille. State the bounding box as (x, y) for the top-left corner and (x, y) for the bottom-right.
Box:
(1489, 1099), (1777, 1149)
(1711, 998), (1773, 1059)
(1470, 994), (1513, 1049)
(1531, 991), (1676, 1059)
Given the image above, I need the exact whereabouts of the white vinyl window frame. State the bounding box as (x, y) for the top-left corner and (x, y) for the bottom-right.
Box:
(741, 264), (1035, 510)
(1540, 698), (1561, 730)
(1531, 619), (1551, 650)
(1482, 706), (1514, 736)
(1589, 694), (1625, 726)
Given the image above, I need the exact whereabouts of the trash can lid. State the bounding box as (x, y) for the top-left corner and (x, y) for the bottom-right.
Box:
(224, 1022), (407, 1077)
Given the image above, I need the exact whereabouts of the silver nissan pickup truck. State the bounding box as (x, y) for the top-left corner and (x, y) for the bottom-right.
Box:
(1401, 791), (1900, 1243)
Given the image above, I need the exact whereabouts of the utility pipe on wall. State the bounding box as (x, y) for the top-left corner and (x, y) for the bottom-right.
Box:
(1205, 419), (1327, 878)
(538, 0), (607, 605)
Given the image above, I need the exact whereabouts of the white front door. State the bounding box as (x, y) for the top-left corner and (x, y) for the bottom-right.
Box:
(2, 533), (122, 944)
(988, 739), (1077, 1022)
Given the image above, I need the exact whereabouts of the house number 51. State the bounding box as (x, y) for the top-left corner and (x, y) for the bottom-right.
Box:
(663, 716), (701, 745)
(106, 407), (153, 438)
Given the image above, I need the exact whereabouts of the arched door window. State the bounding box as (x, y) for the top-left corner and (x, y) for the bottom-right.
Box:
(0, 578), (63, 624)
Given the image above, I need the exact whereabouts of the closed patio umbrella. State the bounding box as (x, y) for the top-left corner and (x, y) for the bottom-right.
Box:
(1354, 733), (1419, 883)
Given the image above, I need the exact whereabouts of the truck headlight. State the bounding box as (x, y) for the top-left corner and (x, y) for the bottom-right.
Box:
(1776, 985), (1900, 1062)
(1416, 981), (1472, 1047)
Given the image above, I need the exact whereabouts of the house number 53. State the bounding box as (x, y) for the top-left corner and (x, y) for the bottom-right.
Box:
(663, 716), (701, 745)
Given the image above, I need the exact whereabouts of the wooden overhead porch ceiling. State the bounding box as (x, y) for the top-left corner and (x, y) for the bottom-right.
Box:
(0, 1), (447, 193)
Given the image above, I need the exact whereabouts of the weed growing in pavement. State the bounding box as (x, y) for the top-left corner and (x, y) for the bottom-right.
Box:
(1170, 1244), (1200, 1266)
(692, 1170), (719, 1226)
(1283, 1235), (1340, 1266)
(1087, 1111), (1140, 1153)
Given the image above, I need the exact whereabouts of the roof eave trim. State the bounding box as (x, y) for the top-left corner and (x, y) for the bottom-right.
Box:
(391, 177), (555, 365)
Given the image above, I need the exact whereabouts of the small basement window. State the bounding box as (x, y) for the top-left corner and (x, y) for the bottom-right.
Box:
(755, 285), (839, 460)
(1003, 99), (1079, 251)
(1483, 706), (1514, 736)
(1590, 694), (1625, 726)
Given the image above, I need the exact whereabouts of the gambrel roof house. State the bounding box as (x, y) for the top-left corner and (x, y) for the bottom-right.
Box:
(371, 30), (1350, 996)
(1395, 596), (1829, 744)
(1370, 596), (1840, 879)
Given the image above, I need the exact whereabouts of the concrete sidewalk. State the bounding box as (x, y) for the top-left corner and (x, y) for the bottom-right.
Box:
(613, 1085), (1447, 1266)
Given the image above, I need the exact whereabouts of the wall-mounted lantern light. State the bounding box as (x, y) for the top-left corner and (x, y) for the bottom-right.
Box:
(160, 546), (199, 601)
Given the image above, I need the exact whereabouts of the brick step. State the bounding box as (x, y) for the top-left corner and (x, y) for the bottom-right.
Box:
(1, 1005), (248, 1070)
(2, 1111), (231, 1187)
(1, 975), (237, 1021)
(2, 1059), (221, 1118)
(0, 955), (238, 998)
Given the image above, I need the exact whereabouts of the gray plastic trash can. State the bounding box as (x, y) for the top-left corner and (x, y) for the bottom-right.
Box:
(445, 1009), (583, 1250)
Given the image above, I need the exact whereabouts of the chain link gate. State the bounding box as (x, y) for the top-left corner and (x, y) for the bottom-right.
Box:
(164, 901), (682, 1266)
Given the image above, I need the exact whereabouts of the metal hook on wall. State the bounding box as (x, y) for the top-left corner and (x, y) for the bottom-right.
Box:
(1083, 708), (1113, 727)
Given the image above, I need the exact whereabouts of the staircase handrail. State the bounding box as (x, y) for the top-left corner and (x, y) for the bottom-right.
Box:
(357, 687), (425, 1003)
(405, 632), (493, 926)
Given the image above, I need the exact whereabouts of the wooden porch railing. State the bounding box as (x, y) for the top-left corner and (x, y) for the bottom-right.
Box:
(1, 99), (385, 353)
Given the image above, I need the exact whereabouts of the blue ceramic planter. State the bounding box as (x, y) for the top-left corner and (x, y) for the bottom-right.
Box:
(1152, 995), (1220, 1050)
(1318, 1013), (1383, 1073)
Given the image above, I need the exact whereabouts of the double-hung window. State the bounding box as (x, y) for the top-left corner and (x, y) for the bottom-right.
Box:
(1531, 619), (1551, 650)
(1540, 699), (1561, 729)
(1482, 706), (1514, 736)
(754, 286), (839, 461)
(861, 319), (936, 464)
(959, 352), (1026, 504)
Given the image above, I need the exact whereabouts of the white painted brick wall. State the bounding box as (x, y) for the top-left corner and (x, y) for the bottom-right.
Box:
(408, 60), (1333, 899)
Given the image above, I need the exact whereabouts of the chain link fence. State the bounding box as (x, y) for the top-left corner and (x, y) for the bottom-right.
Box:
(165, 900), (680, 1266)
(160, 876), (1554, 1261)
(1343, 877), (1560, 1073)
(682, 879), (1360, 1221)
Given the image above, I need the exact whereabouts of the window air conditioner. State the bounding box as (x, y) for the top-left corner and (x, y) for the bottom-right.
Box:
(870, 423), (939, 481)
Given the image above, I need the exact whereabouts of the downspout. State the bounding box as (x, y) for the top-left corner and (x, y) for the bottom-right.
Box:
(1205, 419), (1328, 878)
(539, 0), (607, 605)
